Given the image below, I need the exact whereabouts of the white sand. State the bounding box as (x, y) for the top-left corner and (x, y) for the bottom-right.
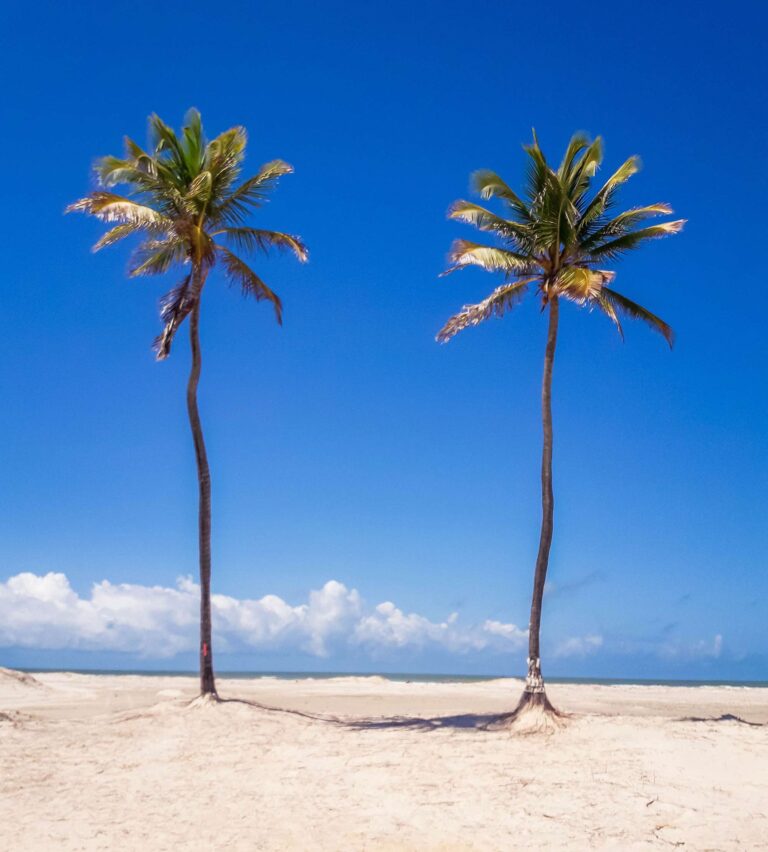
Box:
(2, 668), (767, 850)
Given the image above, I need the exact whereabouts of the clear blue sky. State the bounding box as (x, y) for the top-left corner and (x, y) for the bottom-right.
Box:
(0, 0), (765, 679)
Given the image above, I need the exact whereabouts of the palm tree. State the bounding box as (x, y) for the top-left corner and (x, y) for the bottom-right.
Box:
(437, 132), (683, 726)
(67, 109), (307, 698)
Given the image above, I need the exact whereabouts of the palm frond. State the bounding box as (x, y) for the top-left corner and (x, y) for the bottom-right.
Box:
(70, 111), (306, 335)
(149, 113), (187, 173)
(95, 152), (159, 191)
(592, 290), (624, 339)
(599, 287), (674, 347)
(128, 237), (188, 277)
(567, 137), (603, 201)
(215, 245), (283, 324)
(66, 192), (171, 230)
(213, 227), (308, 261)
(520, 135), (574, 252)
(180, 108), (206, 178)
(441, 239), (535, 277)
(153, 275), (195, 360)
(557, 133), (591, 180)
(92, 222), (147, 252)
(440, 133), (682, 351)
(470, 170), (531, 221)
(578, 155), (641, 232)
(557, 267), (615, 304)
(436, 278), (534, 343)
(523, 132), (557, 204)
(205, 126), (247, 196)
(447, 200), (533, 248)
(212, 160), (294, 225)
(580, 203), (674, 247)
(588, 220), (686, 260)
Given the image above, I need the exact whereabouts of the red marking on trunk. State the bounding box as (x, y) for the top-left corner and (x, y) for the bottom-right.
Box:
(202, 642), (208, 657)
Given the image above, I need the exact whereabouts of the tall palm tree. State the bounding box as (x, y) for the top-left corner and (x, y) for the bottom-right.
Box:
(67, 109), (307, 698)
(438, 132), (683, 724)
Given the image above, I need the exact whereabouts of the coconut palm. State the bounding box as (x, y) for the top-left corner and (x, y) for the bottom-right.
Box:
(67, 109), (307, 698)
(438, 132), (683, 725)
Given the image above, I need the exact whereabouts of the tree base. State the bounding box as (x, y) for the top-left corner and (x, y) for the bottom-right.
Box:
(487, 689), (566, 734)
(188, 691), (221, 709)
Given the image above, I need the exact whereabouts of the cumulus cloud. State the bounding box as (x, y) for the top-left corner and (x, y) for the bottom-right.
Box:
(659, 633), (723, 660)
(0, 572), (529, 659)
(552, 634), (603, 658)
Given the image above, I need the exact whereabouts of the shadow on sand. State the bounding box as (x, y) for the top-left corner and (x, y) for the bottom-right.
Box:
(677, 713), (764, 727)
(216, 697), (507, 731)
(344, 712), (508, 731)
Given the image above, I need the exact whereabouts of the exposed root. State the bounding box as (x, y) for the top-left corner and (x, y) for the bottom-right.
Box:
(187, 691), (221, 709)
(679, 713), (764, 727)
(486, 689), (567, 735)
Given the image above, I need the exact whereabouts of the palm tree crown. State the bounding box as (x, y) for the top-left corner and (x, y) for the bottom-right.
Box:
(437, 132), (684, 344)
(67, 108), (308, 356)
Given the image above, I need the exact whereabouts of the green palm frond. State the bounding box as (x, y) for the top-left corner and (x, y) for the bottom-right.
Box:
(578, 155), (641, 232)
(205, 126), (247, 196)
(68, 110), (305, 352)
(557, 133), (591, 179)
(559, 134), (603, 206)
(92, 222), (150, 252)
(180, 108), (206, 177)
(592, 289), (624, 339)
(523, 131), (558, 204)
(587, 220), (685, 260)
(149, 113), (190, 182)
(212, 160), (294, 225)
(128, 237), (188, 277)
(447, 201), (533, 247)
(436, 278), (535, 343)
(581, 203), (674, 247)
(215, 245), (283, 324)
(470, 170), (531, 221)
(439, 132), (683, 345)
(598, 287), (674, 347)
(213, 227), (308, 262)
(567, 136), (603, 203)
(96, 154), (159, 192)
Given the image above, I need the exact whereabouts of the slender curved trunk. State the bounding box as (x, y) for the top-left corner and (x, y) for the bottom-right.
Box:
(519, 295), (559, 711)
(187, 297), (216, 697)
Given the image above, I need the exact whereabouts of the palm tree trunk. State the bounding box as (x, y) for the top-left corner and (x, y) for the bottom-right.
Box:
(187, 299), (216, 697)
(511, 294), (560, 719)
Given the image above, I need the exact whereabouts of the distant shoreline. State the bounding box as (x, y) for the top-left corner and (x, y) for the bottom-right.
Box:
(13, 667), (768, 688)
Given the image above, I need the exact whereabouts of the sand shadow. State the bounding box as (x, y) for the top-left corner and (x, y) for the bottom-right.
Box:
(217, 696), (346, 725)
(345, 712), (508, 731)
(677, 713), (764, 727)
(216, 697), (506, 732)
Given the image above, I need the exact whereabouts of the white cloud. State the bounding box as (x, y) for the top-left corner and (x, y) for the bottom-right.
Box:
(0, 572), (528, 659)
(659, 633), (723, 660)
(552, 633), (603, 658)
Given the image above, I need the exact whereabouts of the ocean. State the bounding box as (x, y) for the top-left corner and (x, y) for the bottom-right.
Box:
(18, 669), (768, 688)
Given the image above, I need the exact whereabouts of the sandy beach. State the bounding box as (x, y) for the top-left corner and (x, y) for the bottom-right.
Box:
(1, 668), (767, 850)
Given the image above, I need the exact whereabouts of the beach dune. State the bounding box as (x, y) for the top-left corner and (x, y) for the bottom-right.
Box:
(1, 670), (767, 850)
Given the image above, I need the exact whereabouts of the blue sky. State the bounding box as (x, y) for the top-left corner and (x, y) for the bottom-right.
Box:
(0, 0), (766, 679)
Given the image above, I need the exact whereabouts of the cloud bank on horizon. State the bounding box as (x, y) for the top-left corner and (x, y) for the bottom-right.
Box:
(0, 571), (538, 659)
(0, 572), (726, 666)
